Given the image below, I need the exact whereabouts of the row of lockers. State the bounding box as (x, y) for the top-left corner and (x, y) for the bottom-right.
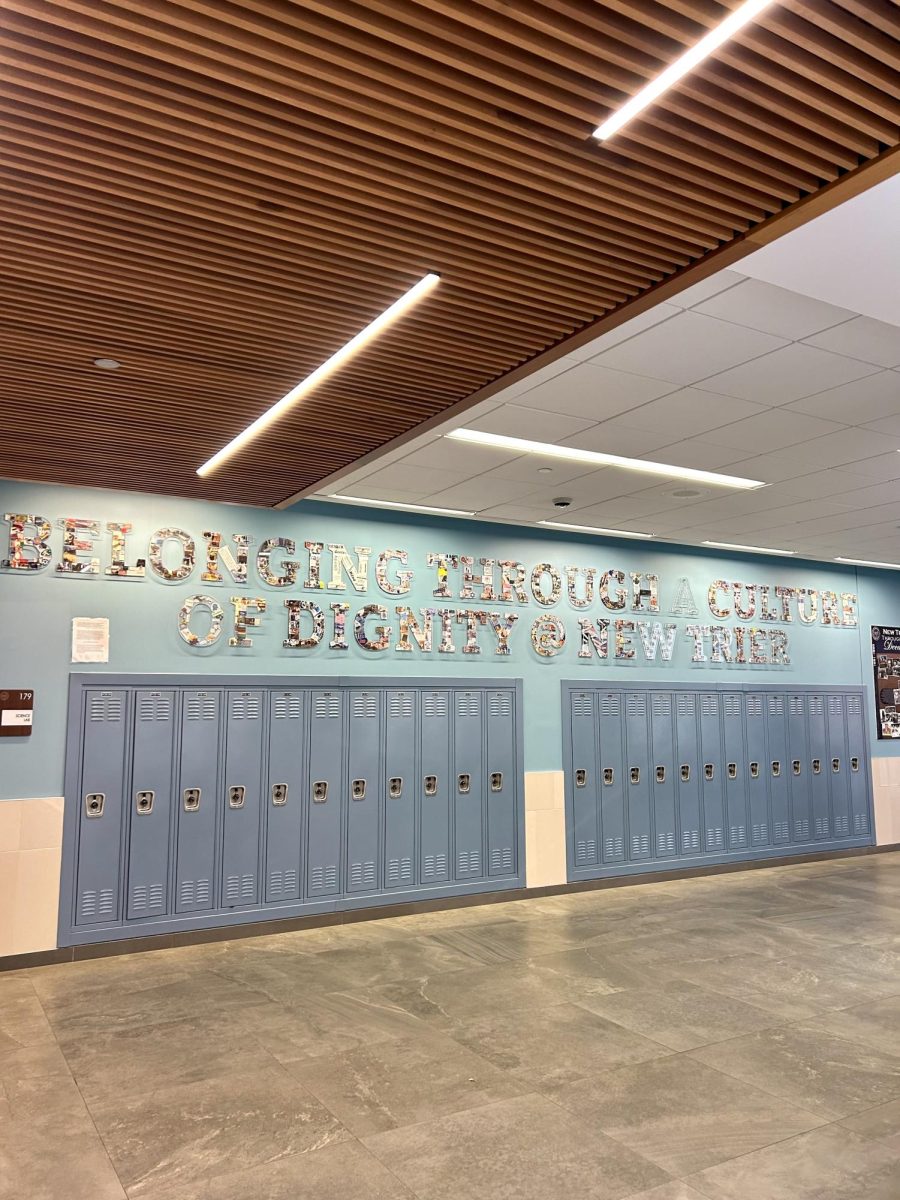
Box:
(60, 678), (523, 943)
(564, 685), (873, 879)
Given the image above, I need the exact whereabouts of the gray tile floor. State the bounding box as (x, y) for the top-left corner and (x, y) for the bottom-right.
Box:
(2, 852), (900, 1199)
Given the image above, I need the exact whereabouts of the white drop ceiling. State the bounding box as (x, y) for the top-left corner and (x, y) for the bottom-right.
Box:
(315, 176), (900, 565)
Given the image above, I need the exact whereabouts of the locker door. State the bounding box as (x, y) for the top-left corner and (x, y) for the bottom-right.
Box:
(826, 694), (851, 839)
(598, 691), (625, 864)
(624, 692), (652, 860)
(453, 689), (485, 880)
(127, 690), (175, 920)
(175, 689), (221, 913)
(221, 690), (264, 908)
(570, 691), (599, 869)
(650, 692), (677, 859)
(722, 693), (748, 850)
(486, 689), (517, 877)
(307, 689), (344, 897)
(807, 693), (830, 840)
(76, 689), (129, 925)
(745, 692), (770, 849)
(265, 690), (305, 903)
(700, 693), (725, 853)
(766, 693), (791, 846)
(787, 693), (811, 843)
(346, 690), (382, 893)
(384, 689), (416, 889)
(419, 689), (450, 884)
(845, 693), (871, 838)
(674, 692), (701, 856)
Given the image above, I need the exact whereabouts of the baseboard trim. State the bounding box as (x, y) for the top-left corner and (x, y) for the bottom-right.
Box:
(3, 842), (897, 972)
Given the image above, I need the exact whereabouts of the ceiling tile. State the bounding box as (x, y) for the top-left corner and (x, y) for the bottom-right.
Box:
(768, 428), (900, 470)
(353, 463), (471, 495)
(831, 452), (900, 482)
(665, 269), (747, 310)
(515, 469), (641, 509)
(698, 343), (880, 404)
(599, 388), (767, 439)
(701, 408), (846, 452)
(328, 484), (428, 504)
(488, 458), (600, 485)
(832, 479), (900, 509)
(701, 452), (808, 485)
(489, 357), (580, 401)
(692, 278), (855, 339)
(510, 361), (677, 421)
(588, 310), (788, 386)
(576, 303), (682, 356)
(422, 475), (540, 510)
(461, 403), (597, 442)
(802, 316), (900, 368)
(560, 424), (691, 457)
(635, 438), (750, 470)
(860, 415), (900, 438)
(475, 502), (562, 523)
(398, 438), (519, 473)
(784, 370), (900, 424)
(753, 469), (873, 501)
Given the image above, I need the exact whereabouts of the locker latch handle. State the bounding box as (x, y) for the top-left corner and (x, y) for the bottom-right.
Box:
(851, 757), (860, 772)
(812, 759), (821, 775)
(680, 765), (690, 782)
(490, 772), (502, 792)
(655, 766), (666, 783)
(389, 777), (402, 798)
(750, 762), (760, 779)
(229, 785), (246, 809)
(84, 792), (105, 818)
(792, 760), (801, 775)
(351, 778), (366, 801)
(575, 768), (587, 788)
(772, 761), (781, 777)
(272, 783), (288, 806)
(727, 763), (737, 780)
(458, 773), (471, 794)
(630, 767), (640, 784)
(135, 790), (154, 814)
(183, 787), (201, 812)
(313, 780), (328, 803)
(832, 758), (840, 774)
(424, 774), (437, 796)
(704, 764), (714, 781)
(603, 768), (614, 786)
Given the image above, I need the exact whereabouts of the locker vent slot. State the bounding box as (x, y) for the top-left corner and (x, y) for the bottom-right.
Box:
(751, 823), (768, 845)
(387, 857), (413, 884)
(230, 694), (261, 721)
(847, 696), (862, 715)
(89, 694), (123, 722)
(423, 693), (448, 718)
(310, 864), (338, 891)
(656, 832), (676, 855)
(423, 853), (448, 879)
(572, 693), (594, 717)
(186, 696), (217, 721)
(488, 692), (512, 717)
(179, 878), (211, 908)
(724, 695), (741, 717)
(794, 819), (810, 840)
(746, 695), (764, 717)
(130, 883), (164, 913)
(854, 812), (869, 834)
(389, 693), (414, 718)
(268, 869), (298, 897)
(138, 695), (172, 721)
(815, 817), (830, 837)
(834, 815), (850, 836)
(575, 839), (597, 865)
(652, 694), (672, 715)
(809, 696), (825, 715)
(730, 825), (747, 846)
(701, 695), (717, 717)
(677, 694), (696, 715)
(273, 694), (302, 720)
(631, 833), (650, 857)
(456, 693), (480, 717)
(769, 695), (785, 715)
(314, 694), (341, 720)
(225, 873), (255, 903)
(828, 696), (843, 715)
(604, 836), (624, 859)
(350, 860), (377, 889)
(706, 827), (725, 851)
(790, 697), (804, 716)
(457, 850), (481, 875)
(600, 694), (621, 717)
(774, 821), (791, 843)
(490, 847), (514, 873)
(352, 693), (378, 718)
(79, 888), (115, 919)
(626, 694), (647, 717)
(682, 829), (701, 852)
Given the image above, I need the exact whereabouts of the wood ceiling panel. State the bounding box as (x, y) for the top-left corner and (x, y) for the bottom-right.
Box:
(0, 0), (897, 506)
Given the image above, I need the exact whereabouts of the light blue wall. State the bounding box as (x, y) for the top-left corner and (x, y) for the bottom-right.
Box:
(1, 478), (898, 800)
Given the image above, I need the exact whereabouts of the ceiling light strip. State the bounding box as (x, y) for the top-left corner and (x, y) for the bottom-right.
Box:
(446, 429), (765, 490)
(328, 494), (474, 517)
(702, 541), (795, 557)
(835, 557), (900, 570)
(197, 273), (440, 477)
(539, 520), (654, 540)
(593, 0), (776, 141)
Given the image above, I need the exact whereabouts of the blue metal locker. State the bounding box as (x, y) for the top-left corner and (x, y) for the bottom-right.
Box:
(826, 694), (851, 838)
(346, 690), (382, 893)
(126, 690), (175, 920)
(598, 691), (626, 864)
(845, 693), (870, 838)
(486, 689), (517, 877)
(722, 693), (748, 850)
(307, 689), (344, 897)
(453, 689), (485, 880)
(570, 691), (600, 869)
(787, 693), (811, 842)
(76, 690), (129, 925)
(745, 692), (769, 848)
(650, 692), (677, 858)
(265, 690), (305, 903)
(807, 693), (830, 840)
(419, 689), (450, 884)
(766, 693), (792, 846)
(624, 692), (652, 860)
(674, 692), (701, 856)
(175, 689), (221, 913)
(700, 693), (725, 853)
(221, 690), (264, 908)
(384, 689), (416, 889)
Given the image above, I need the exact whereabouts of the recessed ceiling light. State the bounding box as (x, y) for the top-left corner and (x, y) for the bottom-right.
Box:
(671, 488), (702, 498)
(593, 0), (776, 142)
(328, 494), (474, 517)
(197, 272), (440, 477)
(93, 357), (121, 369)
(445, 429), (765, 490)
(702, 541), (796, 557)
(835, 557), (900, 570)
(537, 467), (553, 474)
(539, 520), (654, 540)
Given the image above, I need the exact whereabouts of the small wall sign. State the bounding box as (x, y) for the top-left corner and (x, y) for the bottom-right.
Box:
(0, 689), (34, 737)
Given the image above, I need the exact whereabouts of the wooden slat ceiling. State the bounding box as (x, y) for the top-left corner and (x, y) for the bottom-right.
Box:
(1, 0), (898, 507)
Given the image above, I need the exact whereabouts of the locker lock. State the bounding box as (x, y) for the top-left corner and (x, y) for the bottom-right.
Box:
(458, 773), (471, 794)
(629, 767), (640, 784)
(313, 780), (328, 803)
(680, 764), (690, 782)
(772, 761), (781, 777)
(832, 758), (840, 773)
(812, 759), (821, 775)
(750, 762), (760, 779)
(851, 757), (860, 772)
(575, 768), (587, 788)
(183, 787), (201, 812)
(655, 766), (666, 783)
(792, 760), (801, 776)
(603, 768), (614, 786)
(229, 785), (246, 809)
(727, 763), (737, 780)
(490, 772), (503, 792)
(271, 783), (288, 806)
(704, 764), (714, 781)
(389, 777), (403, 799)
(352, 779), (366, 801)
(424, 775), (437, 796)
(84, 792), (105, 818)
(135, 790), (154, 815)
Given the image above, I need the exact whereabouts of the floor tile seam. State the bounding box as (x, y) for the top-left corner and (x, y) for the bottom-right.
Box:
(65, 1062), (130, 1199)
(357, 1089), (546, 1149)
(562, 1000), (685, 1057)
(677, 1047), (842, 1122)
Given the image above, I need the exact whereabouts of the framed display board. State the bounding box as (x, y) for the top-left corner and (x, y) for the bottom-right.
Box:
(872, 627), (900, 739)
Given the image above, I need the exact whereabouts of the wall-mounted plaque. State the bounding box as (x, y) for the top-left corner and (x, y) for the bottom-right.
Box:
(0, 689), (33, 737)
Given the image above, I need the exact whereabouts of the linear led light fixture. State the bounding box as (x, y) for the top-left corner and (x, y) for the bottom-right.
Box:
(329, 494), (474, 517)
(835, 557), (900, 570)
(593, 0), (776, 141)
(197, 272), (440, 477)
(445, 429), (765, 490)
(540, 520), (654, 540)
(703, 540), (795, 557)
